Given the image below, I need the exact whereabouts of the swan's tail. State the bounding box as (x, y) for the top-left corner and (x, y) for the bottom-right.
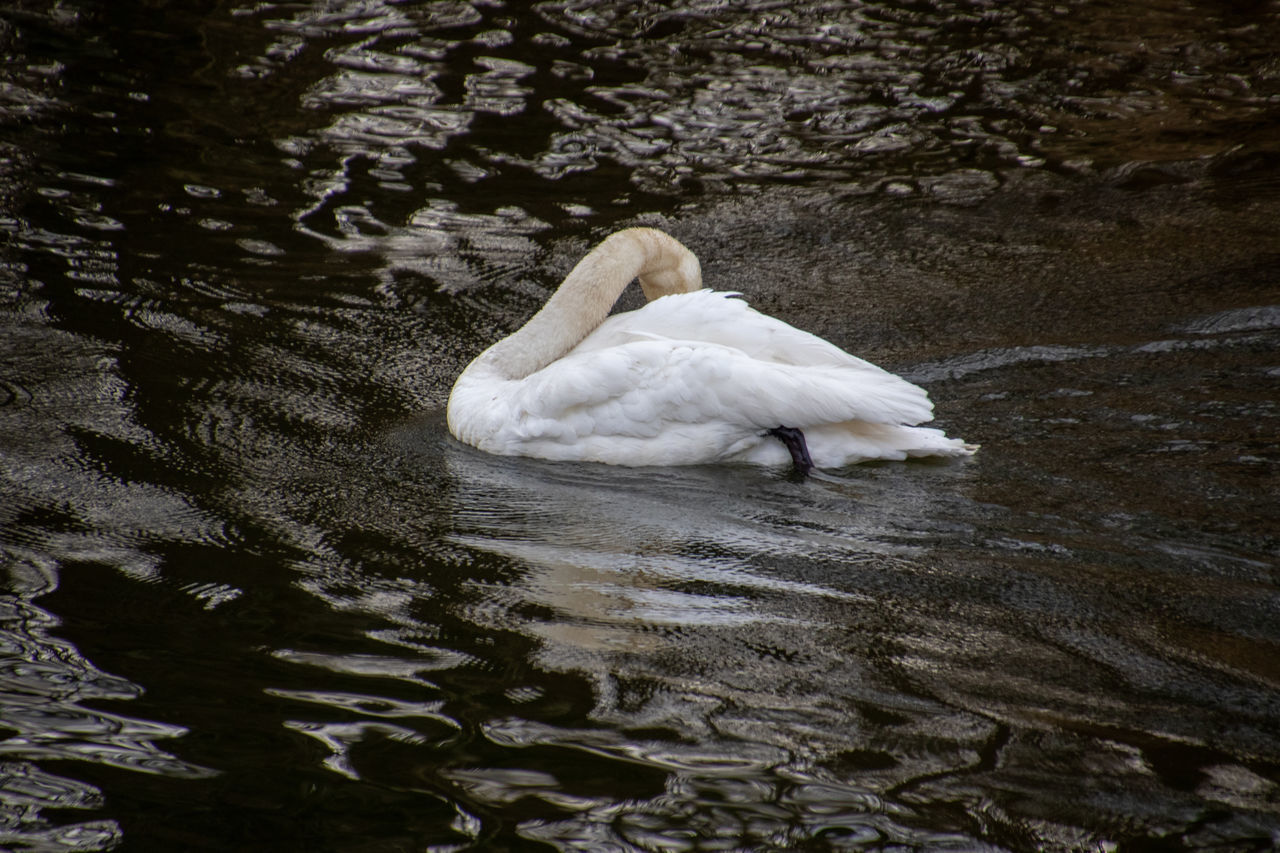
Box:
(802, 422), (975, 468)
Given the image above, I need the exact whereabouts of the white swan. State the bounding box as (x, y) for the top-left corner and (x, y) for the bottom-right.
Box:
(447, 227), (974, 472)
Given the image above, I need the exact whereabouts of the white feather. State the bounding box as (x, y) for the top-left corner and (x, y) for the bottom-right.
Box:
(447, 228), (975, 469)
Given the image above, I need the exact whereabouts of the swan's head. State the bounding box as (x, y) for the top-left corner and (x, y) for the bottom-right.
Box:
(637, 241), (702, 301)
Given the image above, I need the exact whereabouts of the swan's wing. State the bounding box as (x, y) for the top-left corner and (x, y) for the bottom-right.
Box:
(510, 337), (934, 447)
(565, 287), (934, 421)
(714, 348), (935, 428)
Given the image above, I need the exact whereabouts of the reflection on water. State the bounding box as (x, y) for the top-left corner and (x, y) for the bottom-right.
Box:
(2, 0), (1280, 850)
(236, 0), (1280, 198)
(0, 559), (211, 851)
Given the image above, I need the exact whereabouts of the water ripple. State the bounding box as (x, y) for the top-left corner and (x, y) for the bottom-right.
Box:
(224, 0), (1280, 214)
(0, 556), (211, 848)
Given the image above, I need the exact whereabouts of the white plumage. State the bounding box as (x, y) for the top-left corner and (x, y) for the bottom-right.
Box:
(447, 227), (974, 470)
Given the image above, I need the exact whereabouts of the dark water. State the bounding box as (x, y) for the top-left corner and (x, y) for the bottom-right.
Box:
(2, 0), (1279, 850)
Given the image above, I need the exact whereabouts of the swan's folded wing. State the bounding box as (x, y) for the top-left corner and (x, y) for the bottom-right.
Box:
(511, 338), (935, 448)
(718, 355), (935, 428)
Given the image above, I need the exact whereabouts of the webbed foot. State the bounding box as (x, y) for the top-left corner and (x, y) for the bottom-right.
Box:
(767, 426), (814, 477)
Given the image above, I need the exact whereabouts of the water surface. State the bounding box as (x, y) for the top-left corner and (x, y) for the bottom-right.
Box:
(1, 1), (1278, 850)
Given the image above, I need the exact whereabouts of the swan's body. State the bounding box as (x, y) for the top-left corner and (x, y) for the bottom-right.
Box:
(447, 228), (974, 470)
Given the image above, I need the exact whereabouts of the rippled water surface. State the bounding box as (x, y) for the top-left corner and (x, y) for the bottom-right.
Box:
(2, 1), (1279, 850)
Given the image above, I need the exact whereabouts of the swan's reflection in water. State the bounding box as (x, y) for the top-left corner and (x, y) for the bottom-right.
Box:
(441, 433), (949, 647)
(426, 432), (999, 848)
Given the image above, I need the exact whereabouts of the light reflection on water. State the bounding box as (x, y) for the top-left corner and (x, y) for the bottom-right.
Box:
(0, 560), (211, 851)
(1, 0), (1279, 849)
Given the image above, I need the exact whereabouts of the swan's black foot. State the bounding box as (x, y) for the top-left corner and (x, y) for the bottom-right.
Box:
(767, 426), (814, 477)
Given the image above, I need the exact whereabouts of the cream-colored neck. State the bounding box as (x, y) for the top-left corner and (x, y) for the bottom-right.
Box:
(471, 227), (702, 380)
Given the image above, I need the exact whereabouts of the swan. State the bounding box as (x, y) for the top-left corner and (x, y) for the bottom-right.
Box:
(447, 227), (974, 473)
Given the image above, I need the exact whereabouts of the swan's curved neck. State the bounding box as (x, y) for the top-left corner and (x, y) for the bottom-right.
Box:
(470, 227), (702, 380)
